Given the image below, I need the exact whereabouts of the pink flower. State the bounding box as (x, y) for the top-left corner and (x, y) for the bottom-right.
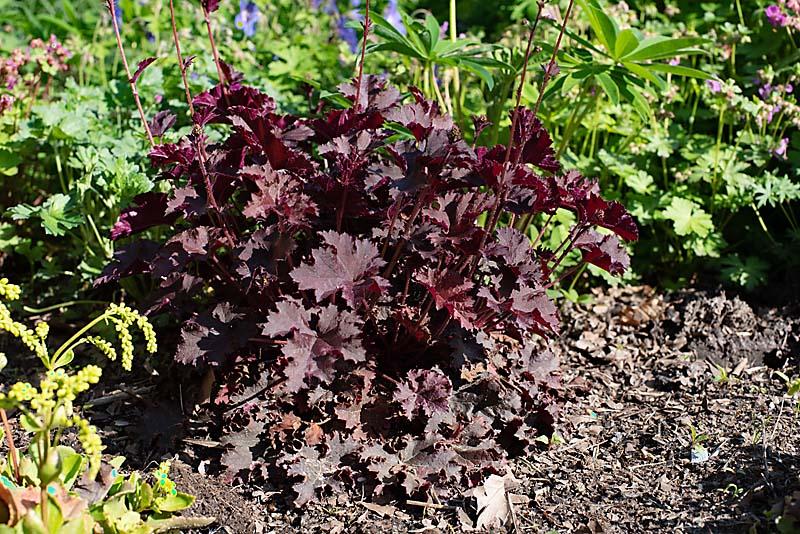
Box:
(706, 79), (722, 93)
(766, 4), (787, 27)
(774, 137), (789, 158)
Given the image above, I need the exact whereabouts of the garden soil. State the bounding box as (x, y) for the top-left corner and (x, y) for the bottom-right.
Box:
(5, 286), (799, 533)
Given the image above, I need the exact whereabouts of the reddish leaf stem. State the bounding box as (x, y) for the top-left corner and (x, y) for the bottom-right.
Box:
(105, 0), (154, 147)
(202, 5), (227, 88)
(532, 0), (576, 119)
(1, 409), (20, 482)
(353, 0), (372, 111)
(168, 0), (195, 115)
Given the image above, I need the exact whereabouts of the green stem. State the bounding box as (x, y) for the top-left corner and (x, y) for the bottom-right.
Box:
(430, 65), (447, 111)
(54, 147), (66, 194)
(711, 106), (725, 211)
(50, 311), (110, 368)
(735, 0), (744, 25)
(751, 203), (777, 245)
(24, 300), (107, 314)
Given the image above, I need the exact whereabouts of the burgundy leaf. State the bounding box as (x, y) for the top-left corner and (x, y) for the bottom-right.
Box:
(291, 232), (388, 308)
(416, 268), (476, 330)
(130, 57), (156, 84)
(110, 192), (176, 240)
(148, 110), (177, 137)
(394, 369), (452, 420)
(575, 230), (631, 275)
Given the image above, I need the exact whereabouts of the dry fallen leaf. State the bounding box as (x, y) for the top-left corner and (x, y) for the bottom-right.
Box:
(360, 501), (397, 518)
(473, 472), (521, 529)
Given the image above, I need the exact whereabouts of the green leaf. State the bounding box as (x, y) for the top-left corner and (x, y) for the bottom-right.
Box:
(621, 36), (709, 62)
(154, 491), (195, 513)
(617, 78), (652, 120)
(661, 197), (714, 237)
(0, 148), (21, 176)
(613, 28), (640, 60)
(458, 59), (495, 89)
(595, 71), (620, 105)
(423, 13), (440, 54)
(9, 194), (82, 237)
(369, 12), (425, 59)
(57, 446), (85, 489)
(645, 63), (713, 80)
(622, 61), (666, 90)
(577, 0), (618, 54)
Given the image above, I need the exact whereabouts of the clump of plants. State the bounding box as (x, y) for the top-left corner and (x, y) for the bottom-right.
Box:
(0, 278), (213, 532)
(0, 36), (71, 116)
(101, 0), (637, 504)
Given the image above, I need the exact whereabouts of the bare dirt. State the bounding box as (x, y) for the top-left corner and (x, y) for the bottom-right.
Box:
(3, 285), (799, 533)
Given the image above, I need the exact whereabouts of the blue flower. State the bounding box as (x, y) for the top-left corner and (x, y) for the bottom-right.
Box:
(113, 0), (123, 26)
(383, 0), (405, 35)
(235, 0), (260, 38)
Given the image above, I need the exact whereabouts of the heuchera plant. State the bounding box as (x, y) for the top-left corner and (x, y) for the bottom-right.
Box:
(100, 0), (637, 505)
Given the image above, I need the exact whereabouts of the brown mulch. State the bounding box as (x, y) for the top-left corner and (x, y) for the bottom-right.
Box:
(3, 286), (799, 533)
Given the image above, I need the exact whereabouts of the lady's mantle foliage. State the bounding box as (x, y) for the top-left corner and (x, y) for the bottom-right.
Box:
(101, 73), (636, 504)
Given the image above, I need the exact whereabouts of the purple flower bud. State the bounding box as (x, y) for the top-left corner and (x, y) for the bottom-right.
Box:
(668, 58), (680, 66)
(786, 83), (794, 94)
(543, 61), (560, 77)
(706, 79), (722, 93)
(758, 83), (773, 99)
(765, 5), (787, 27)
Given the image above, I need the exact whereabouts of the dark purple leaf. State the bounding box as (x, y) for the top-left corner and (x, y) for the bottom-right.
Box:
(148, 110), (177, 137)
(130, 57), (156, 84)
(291, 232), (388, 308)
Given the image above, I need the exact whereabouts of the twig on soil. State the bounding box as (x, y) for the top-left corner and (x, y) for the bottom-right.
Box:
(406, 500), (457, 510)
(83, 386), (155, 408)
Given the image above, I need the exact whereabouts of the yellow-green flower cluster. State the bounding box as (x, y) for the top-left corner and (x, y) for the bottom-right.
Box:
(0, 302), (49, 363)
(0, 366), (102, 412)
(85, 335), (118, 362)
(154, 461), (178, 496)
(75, 416), (104, 478)
(0, 381), (36, 409)
(107, 304), (157, 371)
(35, 322), (49, 341)
(0, 278), (21, 301)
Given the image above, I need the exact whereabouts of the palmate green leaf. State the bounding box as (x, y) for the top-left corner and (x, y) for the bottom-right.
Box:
(661, 197), (714, 238)
(9, 193), (82, 237)
(721, 255), (769, 290)
(458, 59), (496, 89)
(621, 36), (709, 62)
(401, 11), (429, 57)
